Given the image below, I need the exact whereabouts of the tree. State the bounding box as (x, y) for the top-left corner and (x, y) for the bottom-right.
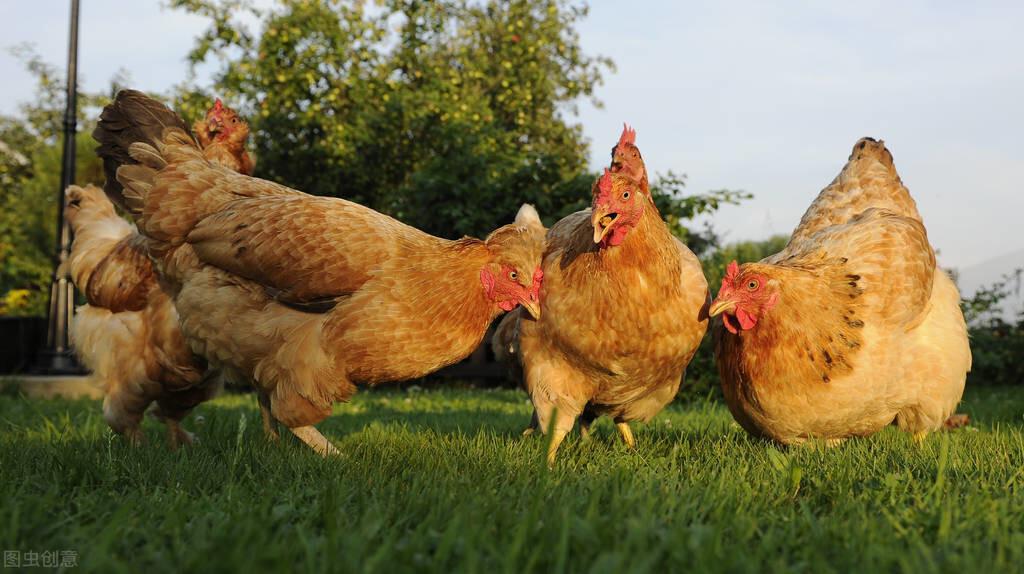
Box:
(700, 233), (790, 291)
(170, 0), (745, 241)
(0, 46), (113, 316)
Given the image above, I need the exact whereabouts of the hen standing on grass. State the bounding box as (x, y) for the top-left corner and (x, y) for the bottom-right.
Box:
(710, 138), (971, 445)
(93, 89), (545, 456)
(515, 125), (710, 465)
(66, 99), (255, 448)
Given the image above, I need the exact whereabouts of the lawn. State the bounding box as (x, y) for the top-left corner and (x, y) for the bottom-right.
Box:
(1, 384), (1022, 573)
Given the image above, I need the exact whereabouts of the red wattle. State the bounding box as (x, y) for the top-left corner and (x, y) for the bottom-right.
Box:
(722, 314), (738, 334)
(736, 307), (757, 330)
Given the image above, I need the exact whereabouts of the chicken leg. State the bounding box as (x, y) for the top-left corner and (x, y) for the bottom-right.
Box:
(546, 425), (571, 468)
(616, 422), (636, 449)
(290, 426), (341, 457)
(537, 405), (578, 467)
(257, 391), (280, 441)
(579, 409), (598, 442)
(165, 419), (196, 450)
(521, 409), (539, 437)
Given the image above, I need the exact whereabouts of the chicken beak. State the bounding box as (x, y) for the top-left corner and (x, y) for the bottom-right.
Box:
(591, 206), (618, 244)
(521, 296), (541, 321)
(708, 298), (736, 318)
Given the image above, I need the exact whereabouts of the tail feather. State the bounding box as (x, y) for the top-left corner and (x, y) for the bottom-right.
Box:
(514, 203), (543, 231)
(66, 185), (133, 291)
(65, 184), (155, 312)
(118, 164), (156, 217)
(92, 90), (191, 210)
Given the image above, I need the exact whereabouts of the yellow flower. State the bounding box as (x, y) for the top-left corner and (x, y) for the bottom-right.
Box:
(0, 289), (31, 314)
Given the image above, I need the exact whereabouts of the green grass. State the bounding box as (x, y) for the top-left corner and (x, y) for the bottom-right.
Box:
(1, 385), (1022, 574)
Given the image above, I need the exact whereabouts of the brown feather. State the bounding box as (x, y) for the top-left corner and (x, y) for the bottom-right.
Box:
(713, 139), (970, 444)
(518, 172), (709, 436)
(94, 90), (547, 432)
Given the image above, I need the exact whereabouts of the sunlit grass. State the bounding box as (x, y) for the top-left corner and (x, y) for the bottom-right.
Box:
(1, 385), (1022, 573)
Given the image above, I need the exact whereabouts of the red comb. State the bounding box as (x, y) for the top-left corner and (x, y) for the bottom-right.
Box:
(725, 261), (740, 281)
(213, 98), (223, 111)
(618, 123), (636, 148)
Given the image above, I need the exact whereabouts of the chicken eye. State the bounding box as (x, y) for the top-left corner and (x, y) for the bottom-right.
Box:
(747, 280), (759, 291)
(621, 191), (630, 200)
(509, 270), (518, 281)
(231, 117), (238, 124)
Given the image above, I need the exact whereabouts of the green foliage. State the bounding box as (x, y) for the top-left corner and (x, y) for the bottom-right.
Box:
(648, 171), (752, 256)
(170, 0), (742, 242)
(1, 386), (1022, 572)
(961, 269), (1024, 387)
(169, 0), (610, 238)
(0, 46), (112, 316)
(701, 233), (790, 291)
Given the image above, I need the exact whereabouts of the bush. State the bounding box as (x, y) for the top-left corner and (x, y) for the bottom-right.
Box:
(962, 269), (1024, 386)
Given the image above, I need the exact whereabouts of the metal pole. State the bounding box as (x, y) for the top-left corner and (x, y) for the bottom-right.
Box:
(36, 0), (83, 374)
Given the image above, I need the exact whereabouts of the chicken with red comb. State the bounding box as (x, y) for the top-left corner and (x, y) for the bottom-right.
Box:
(514, 125), (709, 465)
(609, 123), (648, 194)
(192, 97), (255, 175)
(710, 138), (971, 445)
(67, 98), (261, 448)
(94, 90), (546, 456)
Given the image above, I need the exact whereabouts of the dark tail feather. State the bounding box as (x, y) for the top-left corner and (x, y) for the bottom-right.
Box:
(92, 90), (189, 210)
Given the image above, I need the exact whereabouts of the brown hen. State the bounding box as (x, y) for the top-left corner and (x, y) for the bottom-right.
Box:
(192, 99), (255, 176)
(93, 90), (545, 455)
(66, 184), (213, 447)
(709, 138), (971, 445)
(67, 99), (255, 447)
(516, 126), (709, 465)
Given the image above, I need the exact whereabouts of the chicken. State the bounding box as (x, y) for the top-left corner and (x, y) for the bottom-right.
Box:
(515, 125), (709, 465)
(66, 184), (214, 448)
(66, 99), (256, 447)
(490, 206), (547, 435)
(93, 89), (545, 456)
(192, 98), (255, 176)
(709, 138), (971, 445)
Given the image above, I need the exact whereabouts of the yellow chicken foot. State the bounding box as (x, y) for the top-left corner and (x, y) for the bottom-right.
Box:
(579, 419), (592, 442)
(522, 410), (539, 437)
(546, 426), (571, 468)
(123, 426), (145, 447)
(260, 401), (280, 439)
(616, 422), (636, 449)
(290, 426), (341, 457)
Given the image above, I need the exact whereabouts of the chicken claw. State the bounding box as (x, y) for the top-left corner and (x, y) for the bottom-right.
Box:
(165, 420), (196, 450)
(521, 410), (540, 437)
(616, 422), (636, 449)
(546, 426), (571, 468)
(257, 392), (280, 441)
(290, 426), (341, 457)
(123, 426), (145, 447)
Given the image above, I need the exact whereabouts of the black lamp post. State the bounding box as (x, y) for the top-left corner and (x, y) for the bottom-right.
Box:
(35, 0), (83, 374)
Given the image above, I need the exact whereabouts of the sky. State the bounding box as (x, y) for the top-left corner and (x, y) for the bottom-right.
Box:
(1, 1), (1022, 271)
